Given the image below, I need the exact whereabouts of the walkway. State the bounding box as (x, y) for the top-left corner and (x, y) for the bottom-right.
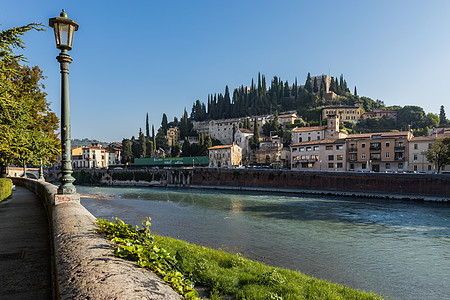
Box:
(0, 186), (52, 299)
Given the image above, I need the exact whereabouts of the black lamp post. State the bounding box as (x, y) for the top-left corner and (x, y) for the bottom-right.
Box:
(49, 10), (79, 195)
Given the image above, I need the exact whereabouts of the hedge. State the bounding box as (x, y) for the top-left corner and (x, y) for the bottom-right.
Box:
(0, 178), (13, 202)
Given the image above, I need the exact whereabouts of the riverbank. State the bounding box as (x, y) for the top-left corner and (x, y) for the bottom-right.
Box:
(97, 217), (385, 300)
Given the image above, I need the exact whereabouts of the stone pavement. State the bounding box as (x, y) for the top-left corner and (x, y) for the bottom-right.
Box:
(0, 186), (52, 299)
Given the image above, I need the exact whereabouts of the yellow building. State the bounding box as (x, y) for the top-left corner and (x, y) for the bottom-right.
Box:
(166, 127), (180, 147)
(322, 102), (361, 122)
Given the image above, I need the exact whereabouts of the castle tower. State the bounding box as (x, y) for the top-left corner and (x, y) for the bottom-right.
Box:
(325, 114), (340, 139)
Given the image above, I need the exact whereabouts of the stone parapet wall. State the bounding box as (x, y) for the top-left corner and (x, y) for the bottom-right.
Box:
(12, 178), (180, 299)
(191, 169), (450, 200)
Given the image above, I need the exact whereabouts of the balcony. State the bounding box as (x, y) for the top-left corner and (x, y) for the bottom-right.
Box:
(394, 157), (404, 161)
(395, 146), (405, 151)
(370, 146), (381, 151)
(348, 148), (358, 153)
(348, 157), (357, 161)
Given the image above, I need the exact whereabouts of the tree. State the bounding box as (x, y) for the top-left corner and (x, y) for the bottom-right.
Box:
(0, 23), (58, 177)
(138, 129), (146, 158)
(121, 139), (133, 164)
(152, 125), (156, 150)
(313, 77), (318, 93)
(354, 86), (357, 96)
(145, 113), (150, 138)
(439, 105), (447, 126)
(305, 73), (313, 93)
(161, 113), (168, 133)
(422, 137), (450, 173)
(182, 137), (191, 157)
(249, 118), (260, 150)
(171, 144), (180, 157)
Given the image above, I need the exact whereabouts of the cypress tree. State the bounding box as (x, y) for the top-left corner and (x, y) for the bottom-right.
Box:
(146, 113), (150, 139)
(313, 77), (318, 93)
(354, 86), (358, 96)
(439, 105), (447, 125)
(139, 129), (146, 158)
(305, 73), (313, 93)
(152, 125), (156, 150)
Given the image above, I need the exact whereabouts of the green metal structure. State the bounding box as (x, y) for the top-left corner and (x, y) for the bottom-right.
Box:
(134, 156), (209, 167)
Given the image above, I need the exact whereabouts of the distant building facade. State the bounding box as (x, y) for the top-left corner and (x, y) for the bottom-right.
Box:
(362, 109), (398, 121)
(208, 144), (242, 168)
(322, 102), (361, 122)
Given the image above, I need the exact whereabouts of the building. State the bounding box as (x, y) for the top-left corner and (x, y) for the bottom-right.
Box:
(193, 115), (270, 145)
(166, 127), (180, 147)
(408, 132), (450, 173)
(72, 144), (109, 169)
(345, 131), (413, 172)
(291, 139), (346, 171)
(107, 142), (122, 165)
(208, 144), (242, 168)
(362, 109), (398, 121)
(322, 102), (361, 122)
(291, 114), (346, 144)
(269, 113), (300, 126)
(255, 136), (283, 166)
(234, 128), (254, 162)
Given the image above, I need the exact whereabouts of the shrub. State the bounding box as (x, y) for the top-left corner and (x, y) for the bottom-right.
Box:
(0, 178), (13, 202)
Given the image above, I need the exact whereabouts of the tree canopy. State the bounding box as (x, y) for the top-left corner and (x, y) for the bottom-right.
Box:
(1, 24), (59, 176)
(422, 137), (450, 173)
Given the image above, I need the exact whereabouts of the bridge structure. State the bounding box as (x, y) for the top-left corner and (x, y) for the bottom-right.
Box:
(7, 167), (40, 179)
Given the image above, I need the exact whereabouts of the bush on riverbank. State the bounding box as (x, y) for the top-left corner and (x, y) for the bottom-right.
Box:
(0, 178), (12, 202)
(96, 217), (384, 300)
(73, 170), (103, 185)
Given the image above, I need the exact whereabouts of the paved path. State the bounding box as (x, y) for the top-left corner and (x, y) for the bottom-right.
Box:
(0, 186), (52, 299)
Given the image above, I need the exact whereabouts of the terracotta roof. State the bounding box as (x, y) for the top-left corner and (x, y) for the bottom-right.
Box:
(293, 126), (327, 132)
(208, 145), (233, 150)
(346, 131), (410, 139)
(237, 128), (254, 134)
(411, 134), (450, 141)
(323, 105), (360, 109)
(291, 139), (345, 147)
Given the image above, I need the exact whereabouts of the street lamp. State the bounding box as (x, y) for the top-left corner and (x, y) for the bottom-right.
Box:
(49, 10), (79, 195)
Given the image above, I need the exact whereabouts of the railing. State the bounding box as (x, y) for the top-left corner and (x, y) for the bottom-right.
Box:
(348, 148), (358, 153)
(370, 146), (381, 151)
(395, 146), (405, 151)
(394, 157), (405, 161)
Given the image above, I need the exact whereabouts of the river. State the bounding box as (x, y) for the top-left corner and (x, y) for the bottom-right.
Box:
(78, 186), (449, 300)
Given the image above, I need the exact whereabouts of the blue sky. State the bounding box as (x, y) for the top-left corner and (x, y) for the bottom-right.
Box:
(2, 1), (450, 142)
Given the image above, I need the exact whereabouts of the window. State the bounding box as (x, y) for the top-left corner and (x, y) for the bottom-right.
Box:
(337, 162), (343, 168)
(414, 165), (417, 171)
(317, 136), (321, 140)
(414, 144), (418, 150)
(328, 163), (334, 168)
(314, 146), (319, 151)
(413, 154), (418, 161)
(308, 137), (311, 141)
(362, 153), (366, 159)
(386, 163), (390, 169)
(326, 145), (333, 150)
(300, 147), (305, 152)
(385, 152), (390, 158)
(398, 163), (403, 169)
(299, 137), (302, 143)
(361, 143), (366, 148)
(362, 163), (367, 169)
(386, 142), (390, 147)
(336, 145), (343, 150)
(328, 155), (334, 161)
(306, 147), (312, 151)
(428, 165), (432, 171)
(292, 148), (297, 152)
(350, 163), (355, 169)
(428, 143), (432, 149)
(337, 155), (343, 160)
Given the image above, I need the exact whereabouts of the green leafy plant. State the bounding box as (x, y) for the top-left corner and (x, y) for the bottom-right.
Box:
(96, 217), (199, 299)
